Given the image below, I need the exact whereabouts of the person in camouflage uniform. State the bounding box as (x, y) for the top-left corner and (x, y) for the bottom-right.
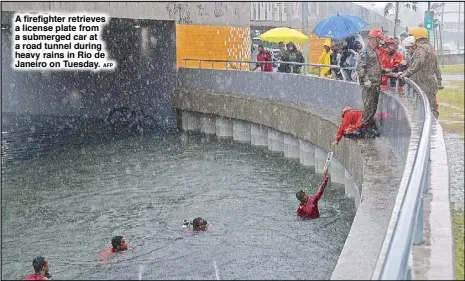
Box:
(356, 28), (391, 138)
(398, 27), (443, 118)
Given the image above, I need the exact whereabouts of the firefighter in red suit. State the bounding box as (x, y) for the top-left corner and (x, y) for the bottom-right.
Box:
(296, 167), (329, 219)
(379, 37), (404, 87)
(331, 106), (364, 146)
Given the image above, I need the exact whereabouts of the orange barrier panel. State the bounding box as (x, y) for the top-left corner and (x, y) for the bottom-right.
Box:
(308, 32), (327, 64)
(176, 25), (251, 70)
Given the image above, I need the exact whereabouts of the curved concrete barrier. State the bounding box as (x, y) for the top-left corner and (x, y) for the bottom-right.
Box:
(173, 68), (453, 280)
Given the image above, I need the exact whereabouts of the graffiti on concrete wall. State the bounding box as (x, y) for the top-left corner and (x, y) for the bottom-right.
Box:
(214, 2), (225, 18)
(233, 6), (241, 17)
(165, 2), (246, 25)
(166, 3), (193, 24)
(197, 3), (208, 17)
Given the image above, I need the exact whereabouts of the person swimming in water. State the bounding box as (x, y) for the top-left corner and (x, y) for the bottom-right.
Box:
(25, 256), (51, 280)
(99, 236), (129, 261)
(182, 217), (208, 231)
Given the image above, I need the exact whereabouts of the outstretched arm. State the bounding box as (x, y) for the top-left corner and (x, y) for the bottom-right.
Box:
(311, 168), (329, 202)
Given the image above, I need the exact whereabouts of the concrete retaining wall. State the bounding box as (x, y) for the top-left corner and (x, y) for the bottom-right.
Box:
(174, 68), (413, 280)
(174, 90), (362, 191)
(173, 89), (364, 187)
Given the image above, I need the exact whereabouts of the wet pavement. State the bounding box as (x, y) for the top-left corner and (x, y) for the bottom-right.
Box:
(412, 120), (455, 280)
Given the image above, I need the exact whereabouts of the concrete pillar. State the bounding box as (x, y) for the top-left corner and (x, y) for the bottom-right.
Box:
(200, 114), (216, 135)
(181, 111), (201, 132)
(344, 170), (355, 198)
(284, 134), (300, 159)
(267, 128), (284, 152)
(180, 131), (189, 144)
(315, 146), (327, 174)
(233, 120), (251, 143)
(251, 123), (268, 147)
(329, 157), (345, 185)
(299, 139), (315, 167)
(215, 116), (233, 138)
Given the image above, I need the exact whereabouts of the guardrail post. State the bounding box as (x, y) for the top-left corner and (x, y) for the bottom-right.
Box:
(413, 196), (424, 245)
(395, 78), (400, 93)
(211, 61), (214, 69)
(199, 60), (202, 69)
(184, 59), (187, 68)
(341, 68), (347, 81)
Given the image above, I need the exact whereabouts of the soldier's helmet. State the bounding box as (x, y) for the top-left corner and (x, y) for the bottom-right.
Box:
(408, 27), (428, 41)
(368, 28), (385, 41)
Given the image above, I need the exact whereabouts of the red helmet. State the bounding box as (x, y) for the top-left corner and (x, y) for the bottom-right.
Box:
(368, 28), (384, 40)
(342, 106), (353, 117)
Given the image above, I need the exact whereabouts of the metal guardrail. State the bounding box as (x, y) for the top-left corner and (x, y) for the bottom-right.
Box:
(180, 59), (432, 280)
(182, 58), (359, 83)
(380, 77), (432, 280)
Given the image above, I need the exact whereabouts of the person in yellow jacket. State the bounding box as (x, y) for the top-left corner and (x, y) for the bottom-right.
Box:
(316, 38), (332, 77)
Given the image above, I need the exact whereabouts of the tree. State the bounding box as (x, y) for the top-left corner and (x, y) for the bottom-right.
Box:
(384, 2), (418, 37)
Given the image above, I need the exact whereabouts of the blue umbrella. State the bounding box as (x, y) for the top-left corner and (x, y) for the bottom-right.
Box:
(312, 13), (368, 40)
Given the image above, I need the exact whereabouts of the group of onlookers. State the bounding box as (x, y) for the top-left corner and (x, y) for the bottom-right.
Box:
(253, 41), (305, 74)
(331, 26), (443, 143)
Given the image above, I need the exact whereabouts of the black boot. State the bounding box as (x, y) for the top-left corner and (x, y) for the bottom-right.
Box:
(369, 127), (380, 137)
(360, 127), (376, 139)
(344, 128), (362, 139)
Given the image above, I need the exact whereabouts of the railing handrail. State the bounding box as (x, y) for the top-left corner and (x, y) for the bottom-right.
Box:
(379, 77), (432, 279)
(180, 59), (433, 279)
(182, 58), (356, 70)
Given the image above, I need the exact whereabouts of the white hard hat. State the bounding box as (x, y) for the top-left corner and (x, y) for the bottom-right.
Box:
(402, 36), (416, 48)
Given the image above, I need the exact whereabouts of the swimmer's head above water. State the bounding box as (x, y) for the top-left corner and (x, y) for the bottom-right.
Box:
(183, 217), (208, 231)
(25, 256), (51, 280)
(296, 190), (309, 204)
(192, 217), (208, 231)
(111, 236), (128, 252)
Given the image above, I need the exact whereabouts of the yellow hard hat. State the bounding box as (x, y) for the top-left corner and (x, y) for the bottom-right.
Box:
(408, 27), (428, 40)
(323, 38), (331, 47)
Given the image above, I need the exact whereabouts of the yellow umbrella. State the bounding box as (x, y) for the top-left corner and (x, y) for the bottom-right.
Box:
(259, 27), (308, 43)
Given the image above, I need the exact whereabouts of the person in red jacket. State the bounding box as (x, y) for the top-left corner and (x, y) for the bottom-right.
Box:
(331, 106), (364, 146)
(252, 45), (273, 72)
(379, 37), (404, 87)
(296, 167), (329, 219)
(25, 256), (51, 280)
